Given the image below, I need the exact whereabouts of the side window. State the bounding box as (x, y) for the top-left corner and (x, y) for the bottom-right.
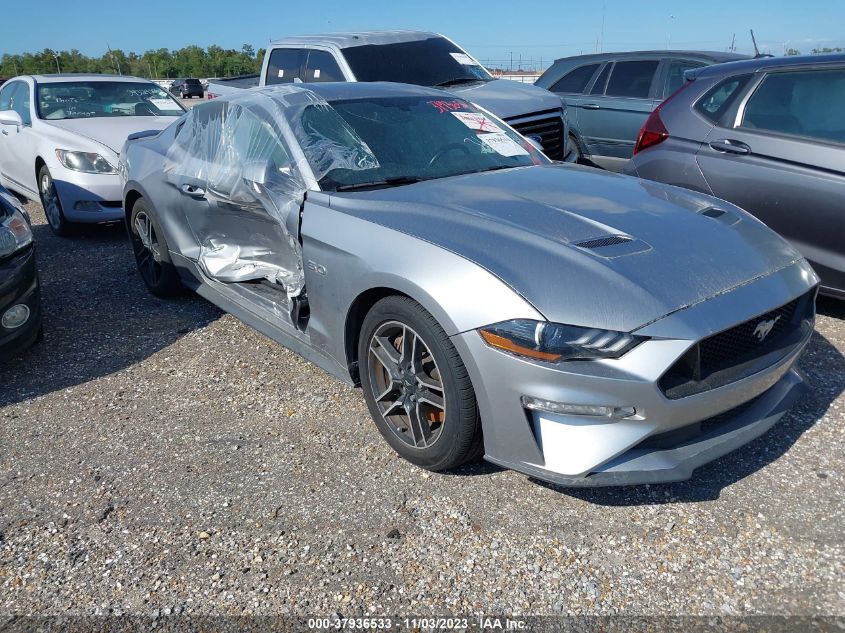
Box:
(740, 68), (845, 144)
(664, 60), (705, 97)
(695, 74), (751, 123)
(11, 83), (32, 125)
(0, 82), (15, 111)
(605, 60), (660, 98)
(589, 63), (612, 95)
(304, 50), (345, 83)
(209, 106), (292, 198)
(265, 48), (306, 85)
(549, 63), (600, 94)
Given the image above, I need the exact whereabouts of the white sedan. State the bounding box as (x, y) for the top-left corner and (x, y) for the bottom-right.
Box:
(0, 74), (184, 235)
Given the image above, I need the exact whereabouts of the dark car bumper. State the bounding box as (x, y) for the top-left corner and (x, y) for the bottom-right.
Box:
(0, 245), (42, 361)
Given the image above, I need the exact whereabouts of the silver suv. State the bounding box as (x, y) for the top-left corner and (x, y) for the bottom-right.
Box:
(625, 54), (845, 298)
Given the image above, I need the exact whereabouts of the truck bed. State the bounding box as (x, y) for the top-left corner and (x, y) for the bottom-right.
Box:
(207, 74), (261, 97)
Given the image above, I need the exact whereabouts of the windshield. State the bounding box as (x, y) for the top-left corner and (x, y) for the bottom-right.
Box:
(37, 81), (185, 120)
(341, 37), (493, 86)
(295, 96), (549, 191)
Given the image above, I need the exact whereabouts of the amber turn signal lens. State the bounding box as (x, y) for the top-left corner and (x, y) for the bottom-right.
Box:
(479, 330), (562, 362)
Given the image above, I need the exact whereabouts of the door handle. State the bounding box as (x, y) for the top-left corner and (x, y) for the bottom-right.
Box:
(709, 139), (750, 155)
(180, 184), (206, 198)
(582, 103), (601, 110)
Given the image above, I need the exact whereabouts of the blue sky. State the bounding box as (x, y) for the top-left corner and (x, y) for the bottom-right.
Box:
(4, 0), (843, 66)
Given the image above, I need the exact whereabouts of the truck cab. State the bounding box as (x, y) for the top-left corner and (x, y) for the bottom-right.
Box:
(211, 31), (571, 160)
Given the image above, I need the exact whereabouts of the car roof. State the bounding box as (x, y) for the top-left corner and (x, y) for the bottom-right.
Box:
(27, 74), (152, 84)
(243, 81), (452, 105)
(693, 52), (845, 78)
(270, 30), (442, 49)
(552, 50), (748, 64)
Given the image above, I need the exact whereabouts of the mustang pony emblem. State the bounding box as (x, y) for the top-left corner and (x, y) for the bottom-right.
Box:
(753, 316), (781, 342)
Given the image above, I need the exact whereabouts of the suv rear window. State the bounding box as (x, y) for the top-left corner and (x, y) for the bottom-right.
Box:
(604, 60), (659, 98)
(186, 79), (202, 86)
(549, 64), (600, 93)
(695, 74), (751, 123)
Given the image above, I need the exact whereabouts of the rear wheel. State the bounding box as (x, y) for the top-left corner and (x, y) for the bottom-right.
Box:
(39, 165), (74, 236)
(129, 199), (183, 297)
(358, 296), (483, 471)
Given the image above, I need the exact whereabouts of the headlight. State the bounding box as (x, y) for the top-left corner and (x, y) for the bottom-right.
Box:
(55, 149), (117, 174)
(478, 319), (645, 362)
(0, 208), (34, 258)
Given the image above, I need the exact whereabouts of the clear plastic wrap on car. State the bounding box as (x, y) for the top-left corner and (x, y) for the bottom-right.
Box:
(163, 85), (378, 299)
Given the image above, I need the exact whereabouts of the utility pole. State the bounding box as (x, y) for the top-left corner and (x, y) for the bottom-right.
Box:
(600, 1), (606, 52)
(107, 44), (122, 75)
(53, 53), (61, 73)
(509, 51), (513, 73)
(667, 15), (675, 49)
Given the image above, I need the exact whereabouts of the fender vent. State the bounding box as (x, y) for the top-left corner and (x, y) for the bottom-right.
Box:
(701, 207), (726, 218)
(573, 235), (632, 249)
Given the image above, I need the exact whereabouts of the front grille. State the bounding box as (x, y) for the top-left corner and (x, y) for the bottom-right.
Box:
(507, 109), (565, 160)
(638, 394), (763, 450)
(659, 290), (815, 399)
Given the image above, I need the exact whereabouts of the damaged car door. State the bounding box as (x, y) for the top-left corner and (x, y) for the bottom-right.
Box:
(166, 100), (306, 314)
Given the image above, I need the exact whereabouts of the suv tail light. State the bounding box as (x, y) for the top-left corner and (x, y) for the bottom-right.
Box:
(633, 110), (669, 155)
(633, 78), (694, 155)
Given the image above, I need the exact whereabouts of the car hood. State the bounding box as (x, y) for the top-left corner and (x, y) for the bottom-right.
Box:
(451, 79), (563, 120)
(327, 165), (802, 332)
(44, 117), (177, 155)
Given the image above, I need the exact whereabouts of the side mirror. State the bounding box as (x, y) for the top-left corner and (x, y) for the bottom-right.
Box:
(0, 110), (23, 128)
(526, 135), (544, 152)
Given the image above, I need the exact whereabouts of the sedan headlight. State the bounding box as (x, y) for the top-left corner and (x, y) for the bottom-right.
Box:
(55, 149), (117, 174)
(478, 319), (645, 362)
(0, 208), (34, 258)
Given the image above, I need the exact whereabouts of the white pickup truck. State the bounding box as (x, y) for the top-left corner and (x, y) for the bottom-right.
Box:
(208, 30), (571, 160)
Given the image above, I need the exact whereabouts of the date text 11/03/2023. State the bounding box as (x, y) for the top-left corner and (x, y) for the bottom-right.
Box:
(307, 616), (527, 629)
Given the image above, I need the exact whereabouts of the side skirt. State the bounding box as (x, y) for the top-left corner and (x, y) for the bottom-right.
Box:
(171, 252), (355, 386)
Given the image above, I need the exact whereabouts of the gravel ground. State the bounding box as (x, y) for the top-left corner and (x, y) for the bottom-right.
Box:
(1, 200), (843, 619)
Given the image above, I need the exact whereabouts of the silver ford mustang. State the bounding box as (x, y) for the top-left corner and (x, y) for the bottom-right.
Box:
(120, 82), (818, 487)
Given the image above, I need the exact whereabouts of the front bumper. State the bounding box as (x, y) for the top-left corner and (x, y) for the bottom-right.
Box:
(452, 259), (817, 486)
(0, 245), (42, 361)
(52, 169), (123, 223)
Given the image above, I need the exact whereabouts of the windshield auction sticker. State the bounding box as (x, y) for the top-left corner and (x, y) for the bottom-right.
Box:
(451, 111), (503, 133)
(449, 52), (478, 66)
(480, 132), (529, 157)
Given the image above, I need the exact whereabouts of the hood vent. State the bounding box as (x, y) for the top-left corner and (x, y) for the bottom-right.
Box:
(699, 206), (741, 226)
(574, 235), (632, 249)
(572, 234), (650, 258)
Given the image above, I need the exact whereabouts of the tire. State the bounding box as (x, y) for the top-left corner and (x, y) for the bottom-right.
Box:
(358, 296), (483, 471)
(128, 198), (183, 298)
(38, 165), (74, 236)
(568, 134), (583, 164)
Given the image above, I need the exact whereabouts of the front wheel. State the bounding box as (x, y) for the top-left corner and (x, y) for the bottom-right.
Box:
(39, 165), (74, 236)
(568, 134), (583, 164)
(129, 199), (183, 297)
(358, 296), (483, 471)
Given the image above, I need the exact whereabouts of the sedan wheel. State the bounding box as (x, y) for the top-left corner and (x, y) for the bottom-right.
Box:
(39, 166), (72, 236)
(129, 199), (183, 297)
(368, 320), (447, 449)
(359, 296), (483, 471)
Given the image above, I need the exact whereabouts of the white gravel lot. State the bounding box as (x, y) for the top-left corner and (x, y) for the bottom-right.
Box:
(1, 201), (843, 622)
